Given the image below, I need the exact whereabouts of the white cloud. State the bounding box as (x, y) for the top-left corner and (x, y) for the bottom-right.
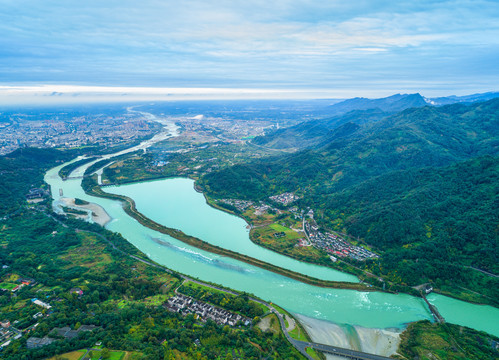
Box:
(0, 0), (497, 93)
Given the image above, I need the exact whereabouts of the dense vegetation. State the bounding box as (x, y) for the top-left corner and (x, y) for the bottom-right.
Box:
(252, 93), (430, 150)
(1, 112), (498, 358)
(58, 156), (98, 179)
(1, 212), (306, 359)
(200, 99), (499, 304)
(0, 148), (75, 216)
(0, 149), (305, 360)
(396, 321), (499, 360)
(178, 283), (265, 319)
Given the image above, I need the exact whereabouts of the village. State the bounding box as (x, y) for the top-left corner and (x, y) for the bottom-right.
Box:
(165, 294), (251, 327)
(217, 198), (254, 212)
(269, 192), (300, 206)
(0, 272), (96, 351)
(216, 192), (379, 263)
(304, 219), (379, 262)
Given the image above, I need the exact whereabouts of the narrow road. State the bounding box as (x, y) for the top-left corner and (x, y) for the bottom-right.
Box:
(465, 266), (499, 278)
(297, 339), (394, 360)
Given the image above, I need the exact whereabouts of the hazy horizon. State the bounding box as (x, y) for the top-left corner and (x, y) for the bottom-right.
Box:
(0, 84), (497, 106)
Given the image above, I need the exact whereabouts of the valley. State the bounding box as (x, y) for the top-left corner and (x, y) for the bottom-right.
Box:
(1, 95), (498, 359)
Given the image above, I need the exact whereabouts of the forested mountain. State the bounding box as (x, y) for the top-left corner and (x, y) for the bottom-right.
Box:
(253, 92), (499, 151)
(252, 108), (386, 150)
(0, 148), (74, 216)
(200, 99), (499, 297)
(252, 93), (430, 150)
(205, 98), (499, 198)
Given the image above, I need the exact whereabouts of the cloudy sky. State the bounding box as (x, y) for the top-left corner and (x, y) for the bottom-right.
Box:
(0, 0), (498, 101)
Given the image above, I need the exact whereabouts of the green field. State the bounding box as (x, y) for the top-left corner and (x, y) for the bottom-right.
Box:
(50, 349), (127, 360)
(141, 294), (169, 306)
(256, 223), (303, 243)
(0, 282), (17, 291)
(87, 350), (126, 360)
(48, 349), (86, 360)
(306, 347), (323, 360)
(251, 221), (327, 263)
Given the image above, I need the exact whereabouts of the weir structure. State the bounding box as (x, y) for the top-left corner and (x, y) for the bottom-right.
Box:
(421, 292), (445, 323)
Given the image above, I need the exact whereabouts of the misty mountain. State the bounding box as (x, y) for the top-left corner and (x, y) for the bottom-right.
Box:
(430, 91), (499, 105)
(325, 93), (429, 115)
(252, 94), (430, 150)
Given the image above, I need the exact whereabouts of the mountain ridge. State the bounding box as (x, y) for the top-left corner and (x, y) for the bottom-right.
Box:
(199, 98), (499, 300)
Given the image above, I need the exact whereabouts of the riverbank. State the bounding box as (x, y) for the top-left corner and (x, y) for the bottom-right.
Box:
(95, 172), (498, 308)
(83, 176), (377, 292)
(198, 187), (499, 308)
(44, 149), (499, 358)
(59, 197), (111, 226)
(201, 193), (377, 280)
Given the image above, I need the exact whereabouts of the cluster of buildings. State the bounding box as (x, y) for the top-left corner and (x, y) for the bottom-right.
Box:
(26, 337), (54, 349)
(165, 294), (250, 327)
(0, 321), (22, 350)
(26, 188), (48, 202)
(217, 198), (254, 212)
(269, 192), (299, 206)
(288, 206), (304, 220)
(176, 115), (271, 142)
(0, 281), (96, 351)
(253, 203), (279, 216)
(26, 325), (99, 349)
(0, 277), (36, 293)
(304, 220), (379, 261)
(0, 113), (156, 155)
(32, 298), (52, 310)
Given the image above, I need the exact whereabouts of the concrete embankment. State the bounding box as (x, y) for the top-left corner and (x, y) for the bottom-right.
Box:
(295, 314), (402, 359)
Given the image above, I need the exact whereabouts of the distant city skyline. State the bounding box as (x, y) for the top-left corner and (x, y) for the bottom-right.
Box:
(1, 0), (498, 103)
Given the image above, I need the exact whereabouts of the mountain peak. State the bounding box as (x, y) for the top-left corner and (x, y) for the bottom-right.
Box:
(327, 93), (427, 115)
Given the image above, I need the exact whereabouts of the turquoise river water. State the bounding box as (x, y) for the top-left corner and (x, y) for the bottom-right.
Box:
(44, 163), (499, 338)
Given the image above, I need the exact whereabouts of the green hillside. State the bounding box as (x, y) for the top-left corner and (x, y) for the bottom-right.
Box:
(200, 99), (499, 302)
(0, 148), (75, 216)
(202, 99), (498, 198)
(252, 108), (385, 150)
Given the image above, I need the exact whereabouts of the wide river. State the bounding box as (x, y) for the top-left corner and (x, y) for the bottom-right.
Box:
(45, 164), (499, 339)
(43, 111), (499, 348)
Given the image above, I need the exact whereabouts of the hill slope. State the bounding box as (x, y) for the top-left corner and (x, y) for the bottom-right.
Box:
(205, 98), (499, 198)
(252, 93), (430, 150)
(200, 99), (499, 301)
(326, 93), (428, 115)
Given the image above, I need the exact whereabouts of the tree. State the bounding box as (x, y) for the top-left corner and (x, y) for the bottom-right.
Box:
(101, 348), (110, 359)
